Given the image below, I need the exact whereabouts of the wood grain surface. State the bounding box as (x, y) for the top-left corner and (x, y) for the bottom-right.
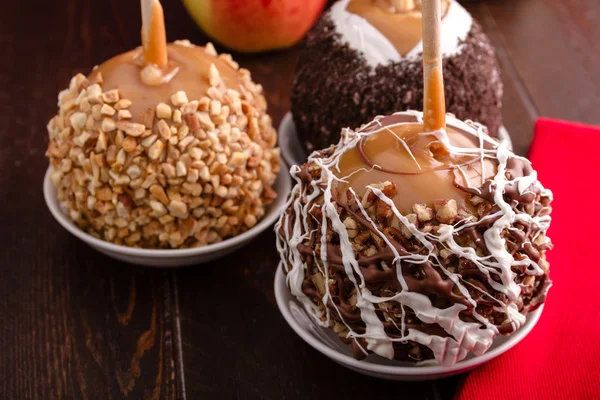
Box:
(0, 0), (596, 399)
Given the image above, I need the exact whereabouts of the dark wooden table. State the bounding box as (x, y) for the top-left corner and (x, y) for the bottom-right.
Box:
(1, 0), (597, 398)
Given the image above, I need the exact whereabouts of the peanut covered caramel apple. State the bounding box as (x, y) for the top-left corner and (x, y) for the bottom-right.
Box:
(89, 43), (245, 123)
(46, 0), (279, 249)
(291, 0), (503, 153)
(275, 111), (553, 365)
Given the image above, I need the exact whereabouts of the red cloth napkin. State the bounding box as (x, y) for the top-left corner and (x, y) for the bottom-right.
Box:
(455, 118), (600, 400)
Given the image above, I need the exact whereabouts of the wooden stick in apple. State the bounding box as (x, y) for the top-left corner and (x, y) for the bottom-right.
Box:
(141, 0), (168, 68)
(421, 0), (446, 131)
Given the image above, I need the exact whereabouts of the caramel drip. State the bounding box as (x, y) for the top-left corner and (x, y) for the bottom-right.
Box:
(335, 122), (496, 214)
(390, 0), (415, 12)
(141, 0), (168, 68)
(423, 66), (446, 130)
(421, 0), (446, 131)
(346, 0), (449, 56)
(89, 44), (242, 122)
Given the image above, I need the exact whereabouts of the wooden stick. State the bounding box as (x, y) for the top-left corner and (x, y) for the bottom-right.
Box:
(421, 0), (446, 131)
(141, 0), (168, 68)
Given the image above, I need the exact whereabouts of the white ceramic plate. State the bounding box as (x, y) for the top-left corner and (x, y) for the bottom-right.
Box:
(274, 266), (543, 381)
(278, 112), (513, 167)
(43, 163), (291, 267)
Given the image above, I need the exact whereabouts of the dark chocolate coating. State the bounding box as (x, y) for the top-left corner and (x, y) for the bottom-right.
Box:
(291, 12), (503, 153)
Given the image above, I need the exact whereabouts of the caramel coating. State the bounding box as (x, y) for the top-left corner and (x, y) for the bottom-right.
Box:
(336, 121), (496, 214)
(346, 0), (449, 55)
(90, 43), (242, 122)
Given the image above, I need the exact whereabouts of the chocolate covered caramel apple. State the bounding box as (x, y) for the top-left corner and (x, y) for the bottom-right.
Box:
(291, 0), (503, 153)
(276, 0), (552, 365)
(276, 111), (552, 364)
(46, 0), (279, 248)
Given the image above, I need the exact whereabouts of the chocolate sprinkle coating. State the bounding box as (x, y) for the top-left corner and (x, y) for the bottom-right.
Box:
(291, 13), (503, 153)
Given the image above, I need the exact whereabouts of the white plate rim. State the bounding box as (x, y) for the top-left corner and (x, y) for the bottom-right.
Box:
(274, 265), (543, 377)
(43, 163), (291, 259)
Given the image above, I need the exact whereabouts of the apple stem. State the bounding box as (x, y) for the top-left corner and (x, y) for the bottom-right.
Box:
(141, 0), (168, 68)
(421, 0), (446, 131)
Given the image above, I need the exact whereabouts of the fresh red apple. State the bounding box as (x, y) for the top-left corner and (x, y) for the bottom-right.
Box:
(182, 0), (327, 53)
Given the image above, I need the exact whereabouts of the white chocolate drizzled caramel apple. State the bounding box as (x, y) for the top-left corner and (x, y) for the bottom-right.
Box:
(46, 1), (279, 249)
(275, 111), (553, 365)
